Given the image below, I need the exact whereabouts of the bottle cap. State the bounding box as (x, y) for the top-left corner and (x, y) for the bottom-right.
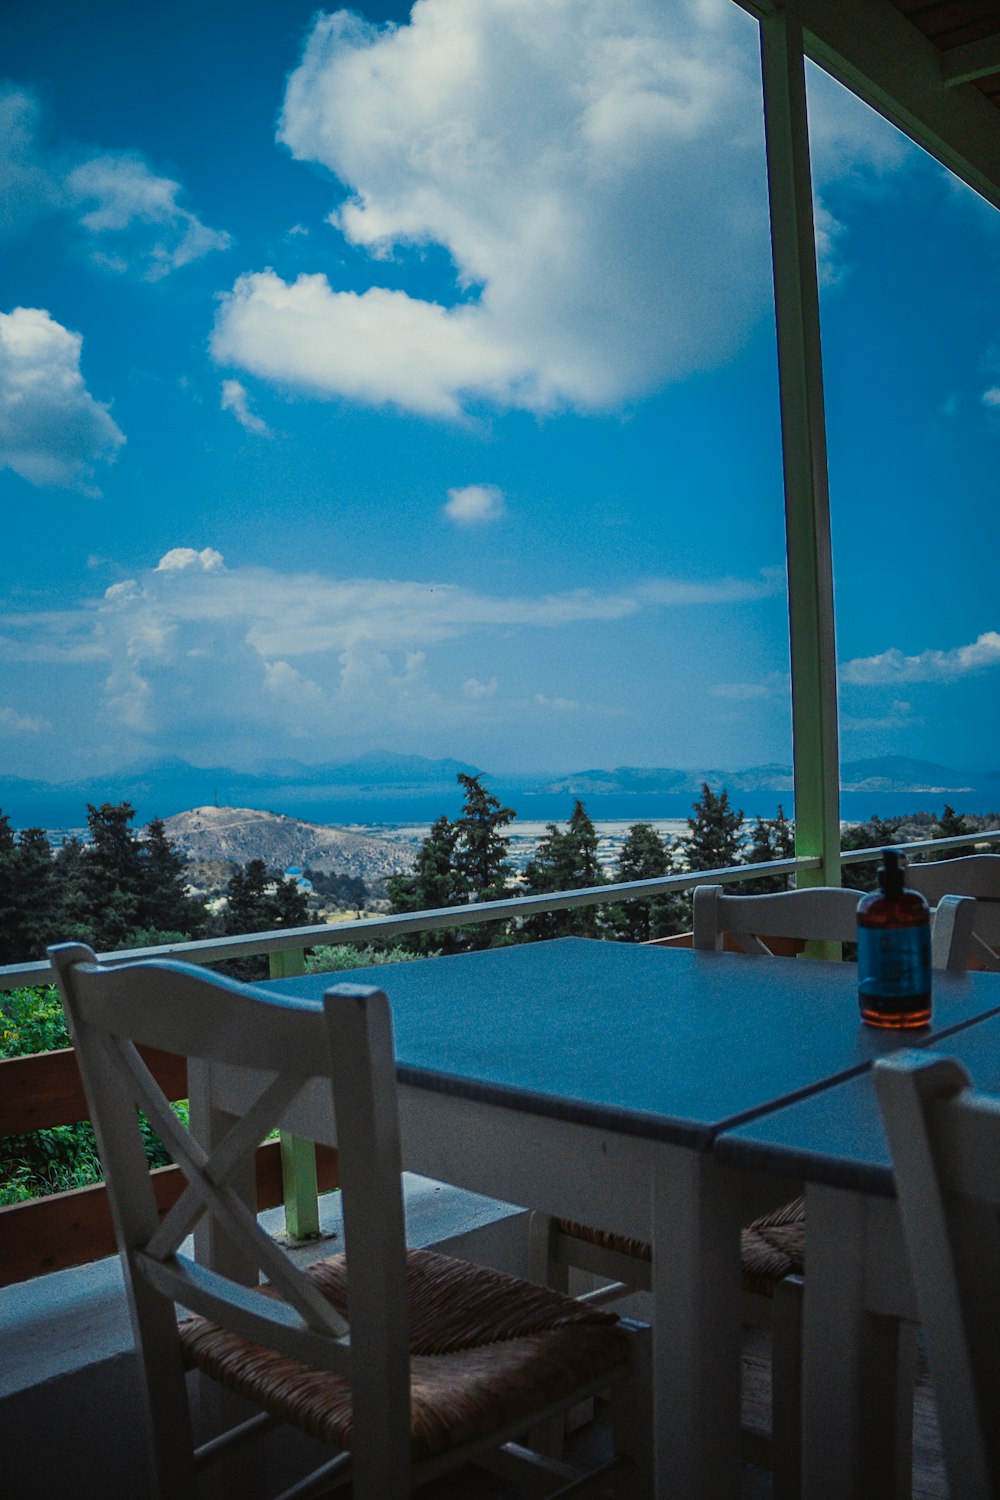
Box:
(876, 846), (906, 898)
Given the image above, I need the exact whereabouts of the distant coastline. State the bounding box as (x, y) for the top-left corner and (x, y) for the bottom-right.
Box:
(3, 750), (998, 830)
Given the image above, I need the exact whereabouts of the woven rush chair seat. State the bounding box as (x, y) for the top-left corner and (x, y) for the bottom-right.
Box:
(181, 1245), (630, 1462)
(554, 1196), (805, 1300)
(50, 945), (651, 1497)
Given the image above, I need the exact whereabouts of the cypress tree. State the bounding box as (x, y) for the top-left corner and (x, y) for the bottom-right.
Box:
(608, 822), (686, 942)
(743, 805), (795, 894)
(522, 801), (606, 940)
(685, 784), (745, 872)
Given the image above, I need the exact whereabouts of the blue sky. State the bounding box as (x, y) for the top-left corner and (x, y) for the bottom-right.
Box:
(1, 0), (998, 784)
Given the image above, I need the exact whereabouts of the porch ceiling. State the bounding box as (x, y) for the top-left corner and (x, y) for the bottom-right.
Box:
(738, 0), (1000, 208)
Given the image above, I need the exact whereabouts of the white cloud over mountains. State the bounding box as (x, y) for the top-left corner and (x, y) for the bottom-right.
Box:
(0, 84), (230, 279)
(213, 0), (906, 418)
(0, 549), (781, 748)
(841, 631), (1000, 685)
(0, 307), (125, 490)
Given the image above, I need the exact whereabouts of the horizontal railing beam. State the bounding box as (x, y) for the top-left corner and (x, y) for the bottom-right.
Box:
(0, 1140), (340, 1288)
(1, 832), (997, 991)
(839, 830), (1000, 864)
(0, 856), (815, 989)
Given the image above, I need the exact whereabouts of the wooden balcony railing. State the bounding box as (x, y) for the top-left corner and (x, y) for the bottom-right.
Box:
(0, 1039), (340, 1288)
(2, 831), (997, 1289)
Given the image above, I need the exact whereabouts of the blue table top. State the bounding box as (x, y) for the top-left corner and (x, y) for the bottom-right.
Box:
(270, 939), (1000, 1150)
(715, 997), (1000, 1196)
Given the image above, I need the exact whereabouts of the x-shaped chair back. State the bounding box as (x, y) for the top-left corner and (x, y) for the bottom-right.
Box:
(49, 943), (409, 1491)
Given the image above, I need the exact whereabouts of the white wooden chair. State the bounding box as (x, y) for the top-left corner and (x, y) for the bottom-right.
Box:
(904, 853), (1000, 970)
(531, 886), (976, 1499)
(876, 1049), (1000, 1500)
(50, 942), (651, 1500)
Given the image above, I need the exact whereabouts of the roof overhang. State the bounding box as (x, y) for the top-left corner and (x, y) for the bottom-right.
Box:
(736, 0), (1000, 210)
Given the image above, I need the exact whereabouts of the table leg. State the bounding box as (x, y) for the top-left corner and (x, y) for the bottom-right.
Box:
(802, 1184), (914, 1500)
(652, 1150), (744, 1500)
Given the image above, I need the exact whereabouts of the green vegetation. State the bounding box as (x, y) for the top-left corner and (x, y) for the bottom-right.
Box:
(387, 773), (516, 952)
(302, 869), (368, 908)
(605, 822), (688, 943)
(521, 800), (605, 940)
(685, 783), (746, 872)
(2, 782), (996, 1208)
(0, 984), (184, 1204)
(387, 778), (1000, 951)
(0, 800), (317, 971)
(305, 943), (433, 973)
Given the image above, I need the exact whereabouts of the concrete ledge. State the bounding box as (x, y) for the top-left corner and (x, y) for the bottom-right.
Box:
(0, 1177), (528, 1500)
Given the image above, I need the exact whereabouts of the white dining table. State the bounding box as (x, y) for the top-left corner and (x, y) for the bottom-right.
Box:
(193, 937), (1000, 1500)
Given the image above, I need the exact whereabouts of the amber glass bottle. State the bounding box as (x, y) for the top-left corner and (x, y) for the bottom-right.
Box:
(857, 848), (931, 1028)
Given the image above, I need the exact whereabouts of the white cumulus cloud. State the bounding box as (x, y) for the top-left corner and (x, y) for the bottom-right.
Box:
(220, 378), (271, 436)
(444, 484), (505, 526)
(841, 631), (1000, 685)
(155, 547), (225, 573)
(0, 550), (778, 751)
(214, 0), (904, 418)
(0, 306), (125, 490)
(217, 0), (772, 413)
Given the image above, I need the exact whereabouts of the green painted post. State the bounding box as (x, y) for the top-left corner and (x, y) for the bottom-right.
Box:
(269, 946), (320, 1240)
(760, 11), (842, 921)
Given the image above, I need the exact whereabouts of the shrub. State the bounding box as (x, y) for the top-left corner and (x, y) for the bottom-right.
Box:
(305, 944), (434, 973)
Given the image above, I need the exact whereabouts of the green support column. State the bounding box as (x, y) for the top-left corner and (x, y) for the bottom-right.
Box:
(760, 9), (841, 896)
(269, 946), (320, 1240)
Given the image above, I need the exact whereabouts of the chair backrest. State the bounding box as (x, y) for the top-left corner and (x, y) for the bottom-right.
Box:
(875, 1051), (1000, 1500)
(693, 885), (867, 955)
(905, 855), (1000, 970)
(692, 884), (975, 970)
(48, 942), (410, 1491)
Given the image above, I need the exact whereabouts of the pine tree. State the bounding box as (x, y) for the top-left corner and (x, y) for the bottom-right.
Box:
(453, 773), (515, 903)
(607, 822), (686, 942)
(224, 859), (274, 935)
(685, 784), (745, 872)
(522, 801), (606, 940)
(222, 859), (311, 979)
(269, 875), (310, 929)
(743, 805), (795, 894)
(140, 818), (205, 939)
(387, 815), (464, 954)
(0, 813), (21, 963)
(841, 814), (903, 891)
(387, 775), (517, 952)
(930, 804), (974, 860)
(62, 803), (146, 950)
(12, 828), (58, 958)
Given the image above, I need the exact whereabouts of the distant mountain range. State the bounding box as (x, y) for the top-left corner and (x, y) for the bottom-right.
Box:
(542, 756), (990, 797)
(1, 751), (998, 828)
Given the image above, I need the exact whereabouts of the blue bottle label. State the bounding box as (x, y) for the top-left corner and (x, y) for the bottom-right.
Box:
(857, 925), (931, 998)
